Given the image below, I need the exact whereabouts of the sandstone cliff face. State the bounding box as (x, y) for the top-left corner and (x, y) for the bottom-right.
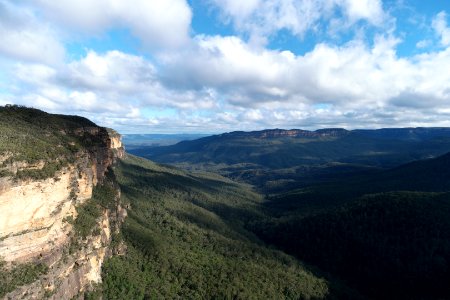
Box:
(0, 126), (126, 299)
(0, 170), (75, 262)
(4, 195), (126, 300)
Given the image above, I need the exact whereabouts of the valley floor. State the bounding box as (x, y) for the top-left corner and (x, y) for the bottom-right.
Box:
(111, 152), (450, 300)
(100, 154), (342, 299)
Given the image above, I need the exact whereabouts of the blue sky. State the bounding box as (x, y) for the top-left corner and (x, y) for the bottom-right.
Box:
(1, 0), (450, 133)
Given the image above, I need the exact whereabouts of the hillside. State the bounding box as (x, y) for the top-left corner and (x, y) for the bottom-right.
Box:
(131, 127), (450, 168)
(253, 151), (450, 299)
(99, 154), (450, 299)
(0, 105), (123, 180)
(99, 154), (353, 299)
(268, 151), (450, 214)
(256, 192), (450, 300)
(130, 124), (450, 299)
(129, 128), (450, 191)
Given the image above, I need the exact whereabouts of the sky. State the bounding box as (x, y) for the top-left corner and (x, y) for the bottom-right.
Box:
(0, 0), (450, 133)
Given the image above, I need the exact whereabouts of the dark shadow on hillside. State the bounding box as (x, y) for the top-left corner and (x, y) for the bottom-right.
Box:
(255, 192), (450, 300)
(115, 156), (366, 299)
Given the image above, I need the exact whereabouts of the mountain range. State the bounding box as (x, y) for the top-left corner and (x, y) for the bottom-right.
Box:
(1, 106), (450, 299)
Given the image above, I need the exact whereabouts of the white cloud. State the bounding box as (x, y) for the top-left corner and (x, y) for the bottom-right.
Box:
(63, 50), (156, 93)
(4, 31), (450, 133)
(416, 39), (431, 49)
(432, 11), (450, 47)
(2, 1), (450, 133)
(217, 0), (261, 20)
(243, 109), (264, 121)
(210, 0), (387, 46)
(4, 50), (219, 129)
(339, 0), (384, 25)
(161, 35), (405, 107)
(0, 1), (65, 65)
(157, 33), (450, 129)
(32, 0), (192, 50)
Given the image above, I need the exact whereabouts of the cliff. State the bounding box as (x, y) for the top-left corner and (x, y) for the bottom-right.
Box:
(0, 106), (126, 299)
(220, 128), (349, 139)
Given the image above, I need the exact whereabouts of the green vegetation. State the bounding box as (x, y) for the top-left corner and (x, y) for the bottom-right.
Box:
(0, 259), (48, 298)
(130, 130), (450, 299)
(15, 160), (70, 181)
(71, 178), (118, 239)
(255, 192), (450, 299)
(130, 128), (450, 193)
(73, 197), (102, 239)
(265, 151), (450, 216)
(100, 155), (334, 299)
(92, 176), (119, 209)
(0, 169), (13, 177)
(248, 152), (450, 299)
(84, 283), (103, 300)
(0, 105), (106, 180)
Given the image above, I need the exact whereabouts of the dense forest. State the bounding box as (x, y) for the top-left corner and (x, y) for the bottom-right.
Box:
(127, 129), (450, 299)
(95, 151), (450, 299)
(248, 151), (450, 299)
(96, 156), (356, 299)
(254, 192), (450, 299)
(97, 155), (351, 299)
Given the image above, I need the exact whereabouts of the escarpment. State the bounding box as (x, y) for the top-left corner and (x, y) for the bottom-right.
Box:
(0, 105), (126, 299)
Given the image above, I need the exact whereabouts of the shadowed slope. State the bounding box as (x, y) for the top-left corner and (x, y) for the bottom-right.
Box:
(100, 154), (358, 299)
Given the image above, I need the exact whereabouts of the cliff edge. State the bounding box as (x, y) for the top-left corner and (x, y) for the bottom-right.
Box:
(0, 105), (126, 299)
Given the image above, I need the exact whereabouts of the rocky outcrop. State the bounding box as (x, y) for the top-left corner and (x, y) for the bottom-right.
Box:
(107, 128), (125, 160)
(0, 170), (76, 262)
(0, 126), (126, 299)
(4, 192), (126, 300)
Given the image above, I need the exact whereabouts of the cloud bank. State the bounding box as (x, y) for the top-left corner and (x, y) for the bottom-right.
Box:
(1, 0), (450, 133)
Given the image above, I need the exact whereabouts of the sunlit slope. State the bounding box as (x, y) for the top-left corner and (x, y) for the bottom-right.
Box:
(102, 154), (340, 299)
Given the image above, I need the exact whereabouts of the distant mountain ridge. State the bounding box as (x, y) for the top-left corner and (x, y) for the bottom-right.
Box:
(212, 127), (450, 140)
(219, 128), (350, 139)
(122, 133), (210, 151)
(130, 126), (450, 171)
(354, 127), (450, 140)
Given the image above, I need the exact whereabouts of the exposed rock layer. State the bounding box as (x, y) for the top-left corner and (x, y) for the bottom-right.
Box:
(0, 126), (125, 299)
